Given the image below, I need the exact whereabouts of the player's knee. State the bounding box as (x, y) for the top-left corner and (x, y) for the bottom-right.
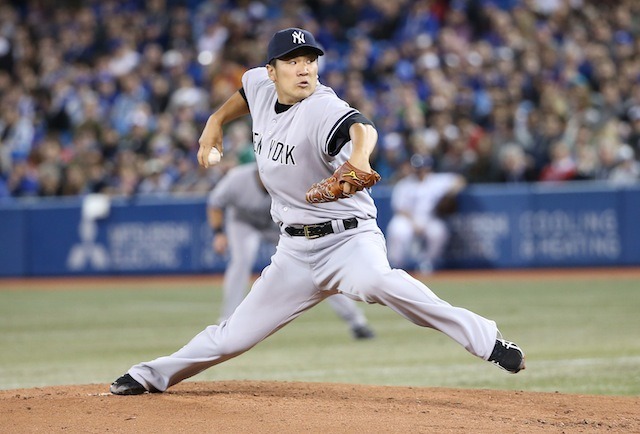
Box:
(215, 338), (253, 356)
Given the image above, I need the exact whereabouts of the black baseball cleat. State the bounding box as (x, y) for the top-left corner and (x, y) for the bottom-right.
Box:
(488, 339), (526, 373)
(110, 373), (148, 395)
(352, 325), (376, 340)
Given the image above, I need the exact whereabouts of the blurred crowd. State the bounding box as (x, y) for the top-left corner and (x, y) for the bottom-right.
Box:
(0, 0), (639, 200)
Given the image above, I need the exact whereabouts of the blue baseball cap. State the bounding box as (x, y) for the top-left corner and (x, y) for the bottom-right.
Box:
(267, 28), (324, 63)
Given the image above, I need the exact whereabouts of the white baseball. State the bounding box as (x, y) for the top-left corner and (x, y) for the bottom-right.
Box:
(207, 148), (222, 165)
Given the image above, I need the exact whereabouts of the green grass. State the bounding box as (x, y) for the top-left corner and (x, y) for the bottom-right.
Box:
(1, 273), (639, 395)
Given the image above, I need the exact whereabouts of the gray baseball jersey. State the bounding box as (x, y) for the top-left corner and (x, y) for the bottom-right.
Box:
(241, 67), (377, 226)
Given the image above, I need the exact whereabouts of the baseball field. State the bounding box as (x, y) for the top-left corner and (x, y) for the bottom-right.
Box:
(1, 268), (639, 433)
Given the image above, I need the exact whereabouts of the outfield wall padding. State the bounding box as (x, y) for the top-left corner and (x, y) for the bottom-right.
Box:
(0, 182), (638, 277)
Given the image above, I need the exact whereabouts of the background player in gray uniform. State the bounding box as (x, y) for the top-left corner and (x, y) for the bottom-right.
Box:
(111, 27), (525, 395)
(208, 161), (375, 338)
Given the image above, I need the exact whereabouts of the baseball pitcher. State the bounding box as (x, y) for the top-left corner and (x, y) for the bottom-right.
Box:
(111, 27), (524, 395)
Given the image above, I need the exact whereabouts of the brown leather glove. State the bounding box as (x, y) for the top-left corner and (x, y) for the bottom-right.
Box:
(306, 161), (381, 203)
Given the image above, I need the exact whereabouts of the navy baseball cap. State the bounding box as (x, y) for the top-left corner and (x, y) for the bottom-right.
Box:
(267, 28), (324, 63)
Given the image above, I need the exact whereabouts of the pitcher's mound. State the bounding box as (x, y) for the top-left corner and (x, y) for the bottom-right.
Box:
(2, 381), (639, 433)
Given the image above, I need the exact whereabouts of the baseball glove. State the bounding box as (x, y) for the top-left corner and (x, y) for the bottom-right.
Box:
(434, 192), (459, 217)
(306, 161), (381, 203)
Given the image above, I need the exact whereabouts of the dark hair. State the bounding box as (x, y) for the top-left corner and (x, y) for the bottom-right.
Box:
(269, 48), (319, 66)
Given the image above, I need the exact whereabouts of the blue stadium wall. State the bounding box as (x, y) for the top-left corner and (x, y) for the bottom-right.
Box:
(1, 183), (639, 277)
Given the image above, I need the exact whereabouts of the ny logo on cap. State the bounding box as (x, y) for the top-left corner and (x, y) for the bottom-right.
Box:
(292, 30), (305, 44)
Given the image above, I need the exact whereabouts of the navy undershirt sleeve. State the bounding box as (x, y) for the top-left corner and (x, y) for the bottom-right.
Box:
(327, 113), (375, 156)
(239, 88), (249, 108)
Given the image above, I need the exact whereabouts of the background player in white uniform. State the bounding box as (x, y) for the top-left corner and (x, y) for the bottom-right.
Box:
(208, 161), (375, 338)
(386, 154), (467, 272)
(111, 27), (525, 395)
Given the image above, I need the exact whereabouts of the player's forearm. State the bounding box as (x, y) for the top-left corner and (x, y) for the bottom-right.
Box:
(198, 91), (250, 167)
(209, 91), (250, 127)
(348, 123), (377, 172)
(208, 208), (225, 234)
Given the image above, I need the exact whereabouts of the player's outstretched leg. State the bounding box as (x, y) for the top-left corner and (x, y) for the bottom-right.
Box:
(110, 248), (323, 395)
(324, 224), (526, 372)
(362, 268), (526, 373)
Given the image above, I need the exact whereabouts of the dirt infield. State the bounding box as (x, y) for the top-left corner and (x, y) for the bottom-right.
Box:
(2, 381), (639, 433)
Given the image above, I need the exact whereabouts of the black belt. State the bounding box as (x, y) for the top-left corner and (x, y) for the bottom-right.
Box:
(284, 218), (358, 239)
